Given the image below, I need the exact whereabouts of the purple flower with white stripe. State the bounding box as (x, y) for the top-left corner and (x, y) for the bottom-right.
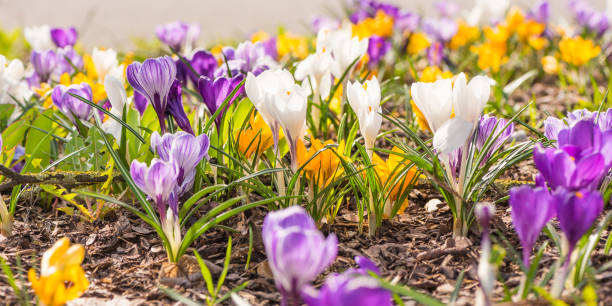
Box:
(54, 47), (83, 76)
(197, 75), (244, 129)
(150, 131), (209, 196)
(127, 56), (176, 133)
(262, 206), (337, 306)
(30, 50), (57, 82)
(225, 41), (276, 75)
(302, 256), (391, 306)
(51, 83), (93, 123)
(130, 158), (179, 221)
(50, 27), (77, 48)
(509, 185), (555, 266)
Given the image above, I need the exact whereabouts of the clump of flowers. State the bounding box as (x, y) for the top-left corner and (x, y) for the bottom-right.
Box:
(558, 36), (600, 67)
(28, 238), (89, 306)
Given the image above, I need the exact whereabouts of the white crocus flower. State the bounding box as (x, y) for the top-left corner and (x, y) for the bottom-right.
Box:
(294, 51), (336, 101)
(102, 75), (130, 142)
(328, 26), (368, 79)
(92, 48), (125, 83)
(245, 69), (295, 148)
(347, 76), (382, 158)
(24, 25), (54, 51)
(410, 78), (453, 133)
(467, 0), (510, 26)
(0, 56), (33, 120)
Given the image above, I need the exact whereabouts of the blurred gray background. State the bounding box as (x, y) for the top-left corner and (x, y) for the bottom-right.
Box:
(0, 0), (608, 49)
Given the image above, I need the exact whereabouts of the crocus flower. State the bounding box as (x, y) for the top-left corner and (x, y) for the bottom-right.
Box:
(245, 69), (295, 149)
(150, 131), (209, 196)
(319, 26), (368, 79)
(0, 55), (32, 113)
(127, 56), (176, 133)
(509, 185), (555, 266)
(197, 75), (244, 130)
(51, 83), (93, 123)
(226, 41), (277, 75)
(102, 75), (130, 141)
(166, 80), (194, 134)
(54, 47), (83, 76)
(31, 50), (58, 82)
(347, 76), (382, 158)
(91, 48), (124, 82)
(475, 202), (495, 306)
(395, 10), (420, 33)
(435, 1), (459, 17)
(554, 187), (603, 261)
(130, 158), (179, 221)
(411, 73), (491, 154)
(310, 15), (341, 33)
(176, 50), (217, 86)
(294, 48), (337, 101)
(156, 21), (189, 51)
(262, 206), (337, 306)
(28, 238), (89, 306)
(50, 27), (77, 48)
(422, 18), (458, 42)
(302, 256), (391, 306)
(527, 1), (550, 24)
(426, 42), (444, 67)
(24, 25), (54, 51)
(366, 36), (391, 68)
(476, 115), (514, 165)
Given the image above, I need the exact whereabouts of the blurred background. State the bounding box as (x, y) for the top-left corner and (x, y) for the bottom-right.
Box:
(0, 0), (609, 49)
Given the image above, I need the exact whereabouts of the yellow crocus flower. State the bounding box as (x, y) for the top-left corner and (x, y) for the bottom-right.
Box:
(236, 113), (275, 159)
(352, 10), (394, 39)
(297, 139), (346, 188)
(277, 32), (308, 60)
(559, 36), (600, 66)
(449, 20), (480, 50)
(505, 6), (525, 32)
(28, 238), (89, 306)
(406, 32), (431, 55)
(251, 30), (271, 43)
(372, 146), (418, 217)
(541, 55), (560, 74)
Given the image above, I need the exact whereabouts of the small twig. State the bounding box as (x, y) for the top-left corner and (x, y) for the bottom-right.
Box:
(0, 166), (122, 192)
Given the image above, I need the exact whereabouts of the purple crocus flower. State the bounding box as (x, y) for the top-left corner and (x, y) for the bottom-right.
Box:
(395, 10), (420, 33)
(31, 50), (57, 82)
(50, 27), (77, 48)
(302, 256), (391, 306)
(226, 41), (276, 75)
(176, 50), (217, 86)
(127, 56), (176, 133)
(51, 83), (93, 123)
(527, 1), (550, 24)
(367, 36), (391, 68)
(11, 145), (25, 173)
(434, 1), (459, 18)
(54, 47), (83, 76)
(150, 131), (209, 196)
(427, 42), (444, 66)
(262, 206), (337, 306)
(371, 1), (399, 18)
(588, 12), (610, 35)
(166, 80), (194, 134)
(422, 18), (457, 42)
(597, 108), (612, 131)
(476, 116), (514, 165)
(569, 0), (593, 26)
(509, 185), (555, 266)
(156, 21), (189, 51)
(133, 91), (149, 116)
(556, 119), (612, 167)
(197, 75), (244, 129)
(130, 158), (179, 221)
(350, 9), (370, 24)
(554, 187), (603, 262)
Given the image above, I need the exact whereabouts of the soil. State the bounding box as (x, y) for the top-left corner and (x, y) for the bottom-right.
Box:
(0, 81), (611, 305)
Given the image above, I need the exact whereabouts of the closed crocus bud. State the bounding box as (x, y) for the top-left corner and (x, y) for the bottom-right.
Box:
(156, 21), (189, 51)
(31, 50), (58, 82)
(302, 256), (391, 306)
(347, 76), (382, 158)
(554, 187), (603, 259)
(50, 27), (77, 48)
(166, 80), (194, 135)
(410, 77), (454, 133)
(262, 206), (337, 306)
(127, 56), (176, 133)
(197, 75), (244, 130)
(270, 81), (308, 171)
(245, 69), (295, 149)
(51, 83), (93, 123)
(24, 25), (54, 51)
(150, 131), (209, 196)
(509, 185), (555, 266)
(102, 75), (130, 141)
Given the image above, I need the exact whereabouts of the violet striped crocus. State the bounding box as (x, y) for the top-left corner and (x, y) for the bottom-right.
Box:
(130, 159), (181, 259)
(167, 80), (194, 134)
(156, 21), (189, 51)
(553, 187), (603, 262)
(51, 83), (93, 123)
(509, 185), (555, 266)
(197, 75), (244, 130)
(50, 27), (77, 48)
(476, 115), (514, 165)
(302, 256), (391, 306)
(31, 50), (58, 83)
(127, 56), (176, 133)
(262, 206), (337, 306)
(55, 47), (83, 76)
(150, 131), (209, 196)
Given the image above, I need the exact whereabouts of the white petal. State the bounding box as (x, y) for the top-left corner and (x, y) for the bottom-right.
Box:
(104, 75), (128, 111)
(433, 117), (474, 154)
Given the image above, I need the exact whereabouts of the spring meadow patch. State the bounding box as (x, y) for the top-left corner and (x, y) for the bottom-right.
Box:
(0, 0), (612, 305)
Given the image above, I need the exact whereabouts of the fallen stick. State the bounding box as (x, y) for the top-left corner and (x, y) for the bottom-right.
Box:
(0, 164), (121, 192)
